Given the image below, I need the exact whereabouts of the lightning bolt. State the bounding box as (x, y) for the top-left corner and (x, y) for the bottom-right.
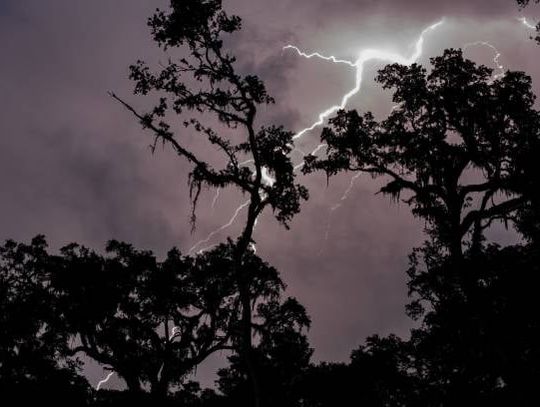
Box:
(189, 200), (250, 254)
(319, 173), (362, 255)
(519, 16), (537, 30)
(286, 19), (444, 142)
(211, 189), (221, 211)
(187, 20), (444, 254)
(288, 20), (445, 173)
(96, 371), (115, 391)
(293, 143), (327, 171)
(281, 47), (357, 68)
(188, 19), (515, 262)
(285, 21), (444, 248)
(287, 26), (508, 250)
(170, 326), (180, 339)
(464, 41), (505, 80)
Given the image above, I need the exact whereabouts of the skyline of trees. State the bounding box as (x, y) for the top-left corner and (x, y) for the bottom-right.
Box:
(2, 0), (540, 405)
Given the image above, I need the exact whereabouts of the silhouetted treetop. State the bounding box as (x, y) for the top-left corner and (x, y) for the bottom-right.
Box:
(306, 49), (540, 257)
(114, 0), (307, 229)
(150, 0), (242, 48)
(0, 237), (91, 404)
(52, 240), (292, 397)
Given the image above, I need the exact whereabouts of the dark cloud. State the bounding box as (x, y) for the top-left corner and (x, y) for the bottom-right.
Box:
(1, 0), (538, 386)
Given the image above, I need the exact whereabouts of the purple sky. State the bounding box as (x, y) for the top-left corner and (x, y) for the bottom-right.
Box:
(1, 0), (539, 388)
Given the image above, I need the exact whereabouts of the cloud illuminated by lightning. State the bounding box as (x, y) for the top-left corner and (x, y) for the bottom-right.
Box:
(286, 19), (444, 141)
(188, 20), (511, 259)
(286, 20), (445, 250)
(188, 20), (445, 254)
(519, 16), (537, 30)
(288, 26), (507, 249)
(282, 47), (357, 68)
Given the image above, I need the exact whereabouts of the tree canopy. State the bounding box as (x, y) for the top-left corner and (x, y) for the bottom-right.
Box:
(3, 1), (540, 406)
(111, 3), (309, 403)
(305, 49), (540, 259)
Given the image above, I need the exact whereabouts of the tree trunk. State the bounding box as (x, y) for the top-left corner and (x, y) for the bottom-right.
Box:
(234, 200), (263, 407)
(150, 365), (169, 402)
(122, 374), (142, 394)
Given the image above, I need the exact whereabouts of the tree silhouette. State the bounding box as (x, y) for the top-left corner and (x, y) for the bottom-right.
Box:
(213, 297), (312, 406)
(1, 234), (308, 404)
(4, 3), (540, 405)
(111, 1), (308, 404)
(297, 335), (416, 407)
(404, 243), (540, 406)
(54, 240), (290, 400)
(0, 236), (92, 404)
(305, 49), (539, 261)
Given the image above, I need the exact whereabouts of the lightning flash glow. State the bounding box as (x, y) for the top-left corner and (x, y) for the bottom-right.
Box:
(286, 19), (444, 141)
(189, 20), (445, 253)
(520, 16), (537, 30)
(189, 200), (251, 254)
(96, 372), (115, 391)
(317, 38), (506, 250)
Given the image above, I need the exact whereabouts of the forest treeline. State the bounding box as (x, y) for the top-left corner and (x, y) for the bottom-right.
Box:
(2, 0), (540, 405)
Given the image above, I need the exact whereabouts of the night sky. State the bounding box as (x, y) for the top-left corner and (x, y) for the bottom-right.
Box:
(1, 0), (539, 388)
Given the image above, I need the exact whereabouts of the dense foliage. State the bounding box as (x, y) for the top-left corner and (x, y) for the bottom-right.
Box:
(2, 1), (540, 406)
